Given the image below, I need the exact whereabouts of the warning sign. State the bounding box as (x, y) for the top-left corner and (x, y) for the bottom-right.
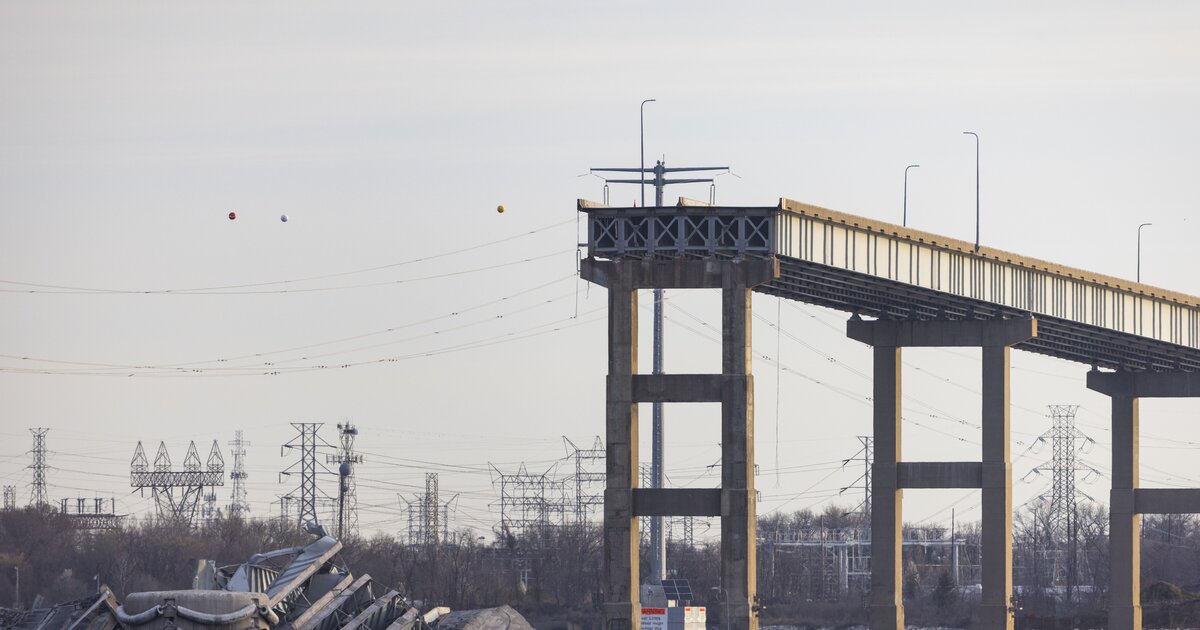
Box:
(641, 608), (667, 630)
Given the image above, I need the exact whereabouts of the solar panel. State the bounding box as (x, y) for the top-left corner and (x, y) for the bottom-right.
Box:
(660, 579), (693, 602)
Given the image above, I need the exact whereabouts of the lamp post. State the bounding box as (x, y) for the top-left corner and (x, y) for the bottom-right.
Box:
(641, 99), (656, 207)
(903, 164), (920, 227)
(963, 131), (979, 250)
(1138, 222), (1153, 283)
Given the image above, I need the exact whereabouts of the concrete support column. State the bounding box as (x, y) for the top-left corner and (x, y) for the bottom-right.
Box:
(979, 346), (1014, 630)
(720, 278), (757, 630)
(869, 345), (903, 630)
(603, 280), (640, 630)
(1109, 396), (1141, 630)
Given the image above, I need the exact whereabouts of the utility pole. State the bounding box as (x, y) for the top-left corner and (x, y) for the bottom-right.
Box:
(591, 154), (729, 583)
(28, 428), (49, 508)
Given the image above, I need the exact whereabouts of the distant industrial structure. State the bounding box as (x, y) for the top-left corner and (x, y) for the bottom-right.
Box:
(228, 430), (251, 517)
(130, 440), (224, 525)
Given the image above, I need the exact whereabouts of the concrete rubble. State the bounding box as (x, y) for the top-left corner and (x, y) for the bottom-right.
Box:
(0, 533), (531, 630)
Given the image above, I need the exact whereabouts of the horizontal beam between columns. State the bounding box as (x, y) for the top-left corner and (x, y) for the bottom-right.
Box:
(1087, 370), (1200, 398)
(581, 257), (779, 290)
(631, 374), (745, 403)
(632, 488), (722, 517)
(896, 462), (983, 489)
(847, 317), (1037, 348)
(1136, 488), (1200, 514)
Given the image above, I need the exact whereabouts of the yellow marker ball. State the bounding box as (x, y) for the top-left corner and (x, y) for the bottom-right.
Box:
(497, 204), (505, 213)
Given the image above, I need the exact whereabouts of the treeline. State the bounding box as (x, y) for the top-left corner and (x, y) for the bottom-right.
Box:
(2, 504), (1200, 628)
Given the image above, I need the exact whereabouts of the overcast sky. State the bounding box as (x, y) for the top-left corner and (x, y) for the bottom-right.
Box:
(2, 2), (1200, 542)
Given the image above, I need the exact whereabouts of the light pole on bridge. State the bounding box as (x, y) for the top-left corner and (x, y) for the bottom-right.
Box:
(1138, 222), (1153, 283)
(903, 164), (920, 227)
(963, 131), (980, 251)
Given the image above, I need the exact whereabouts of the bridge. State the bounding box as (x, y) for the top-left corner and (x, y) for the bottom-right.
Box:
(579, 198), (1200, 630)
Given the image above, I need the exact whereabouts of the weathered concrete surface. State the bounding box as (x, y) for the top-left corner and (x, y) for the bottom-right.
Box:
(896, 462), (983, 488)
(849, 320), (1029, 630)
(979, 345), (1014, 630)
(869, 345), (903, 630)
(602, 281), (639, 630)
(592, 258), (777, 630)
(1087, 370), (1200, 398)
(633, 488), (722, 517)
(847, 317), (1035, 349)
(1135, 488), (1200, 514)
(632, 374), (731, 403)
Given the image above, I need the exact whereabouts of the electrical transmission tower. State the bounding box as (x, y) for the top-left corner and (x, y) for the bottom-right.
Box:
(28, 428), (49, 508)
(280, 422), (337, 530)
(130, 440), (225, 524)
(563, 436), (605, 524)
(1023, 404), (1098, 595)
(491, 462), (565, 539)
(326, 422), (363, 538)
(228, 430), (251, 517)
(398, 473), (458, 547)
(2, 486), (15, 510)
(840, 436), (873, 521)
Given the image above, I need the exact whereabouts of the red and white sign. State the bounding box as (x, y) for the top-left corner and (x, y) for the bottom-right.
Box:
(641, 607), (667, 630)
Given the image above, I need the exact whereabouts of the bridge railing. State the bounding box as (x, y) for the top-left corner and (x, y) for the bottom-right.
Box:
(580, 200), (774, 258)
(777, 198), (1200, 353)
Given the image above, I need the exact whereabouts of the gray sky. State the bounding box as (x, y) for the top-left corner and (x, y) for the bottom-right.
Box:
(2, 2), (1200, 539)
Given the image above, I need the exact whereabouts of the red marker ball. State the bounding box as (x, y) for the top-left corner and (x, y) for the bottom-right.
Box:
(228, 212), (237, 220)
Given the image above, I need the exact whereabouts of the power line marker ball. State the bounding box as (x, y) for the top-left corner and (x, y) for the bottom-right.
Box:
(497, 204), (505, 214)
(281, 213), (289, 223)
(228, 211), (237, 220)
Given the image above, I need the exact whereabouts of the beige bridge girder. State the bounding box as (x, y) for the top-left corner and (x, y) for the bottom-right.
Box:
(580, 197), (1200, 630)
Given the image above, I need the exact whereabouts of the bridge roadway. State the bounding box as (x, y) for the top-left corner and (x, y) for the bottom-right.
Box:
(582, 197), (1200, 372)
(580, 197), (1200, 630)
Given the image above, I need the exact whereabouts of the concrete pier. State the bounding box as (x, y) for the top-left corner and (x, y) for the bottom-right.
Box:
(583, 257), (777, 630)
(1086, 370), (1200, 630)
(848, 317), (1035, 630)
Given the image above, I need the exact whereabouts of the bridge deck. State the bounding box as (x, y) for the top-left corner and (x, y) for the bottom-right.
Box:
(580, 198), (1200, 372)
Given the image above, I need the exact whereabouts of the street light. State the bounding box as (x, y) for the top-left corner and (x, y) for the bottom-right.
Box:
(1138, 222), (1153, 283)
(963, 131), (979, 250)
(640, 99), (656, 207)
(903, 164), (920, 227)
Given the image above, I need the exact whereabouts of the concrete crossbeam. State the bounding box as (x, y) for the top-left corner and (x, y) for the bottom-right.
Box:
(631, 374), (737, 403)
(581, 257), (778, 290)
(896, 462), (982, 488)
(847, 317), (1036, 348)
(848, 319), (1027, 630)
(1087, 370), (1200, 398)
(1135, 488), (1200, 514)
(632, 488), (722, 517)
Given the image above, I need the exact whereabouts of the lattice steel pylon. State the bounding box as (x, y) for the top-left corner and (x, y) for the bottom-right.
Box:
(399, 474), (457, 547)
(840, 436), (873, 521)
(131, 440), (225, 525)
(326, 422), (363, 538)
(228, 430), (251, 517)
(2, 486), (15, 510)
(564, 436), (605, 524)
(28, 428), (49, 508)
(423, 473), (439, 546)
(491, 462), (565, 538)
(1024, 404), (1098, 593)
(280, 422), (337, 530)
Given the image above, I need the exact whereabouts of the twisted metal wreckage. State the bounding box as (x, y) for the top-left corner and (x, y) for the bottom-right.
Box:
(0, 529), (531, 630)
